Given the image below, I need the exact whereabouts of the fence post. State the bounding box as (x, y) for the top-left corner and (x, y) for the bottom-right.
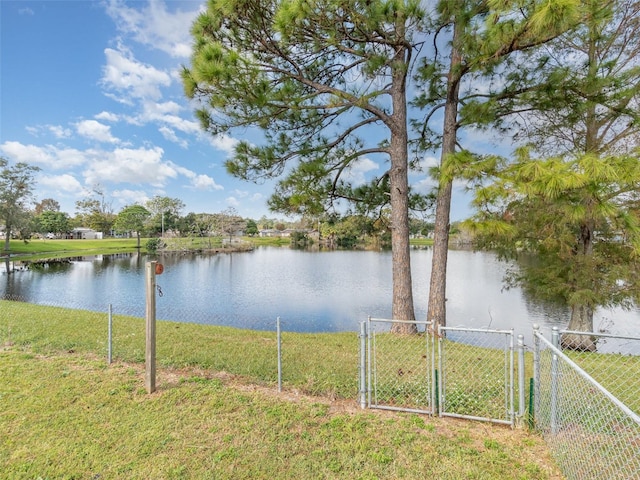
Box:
(430, 322), (436, 414)
(366, 316), (372, 408)
(359, 320), (367, 409)
(437, 323), (443, 416)
(107, 303), (113, 364)
(509, 331), (515, 426)
(517, 335), (525, 422)
(550, 326), (560, 434)
(277, 316), (282, 393)
(145, 261), (157, 394)
(532, 324), (540, 429)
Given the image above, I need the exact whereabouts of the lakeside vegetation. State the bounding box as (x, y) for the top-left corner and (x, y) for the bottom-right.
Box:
(0, 301), (561, 479)
(0, 235), (433, 261)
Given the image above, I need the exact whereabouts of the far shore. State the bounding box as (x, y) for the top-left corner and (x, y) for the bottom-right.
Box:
(1, 235), (434, 262)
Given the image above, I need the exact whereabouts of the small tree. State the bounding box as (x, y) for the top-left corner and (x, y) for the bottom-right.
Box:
(213, 207), (246, 243)
(75, 185), (115, 235)
(245, 219), (259, 236)
(113, 205), (151, 249)
(0, 158), (40, 251)
(36, 211), (70, 238)
(470, 149), (640, 350)
(34, 198), (60, 215)
(145, 196), (185, 237)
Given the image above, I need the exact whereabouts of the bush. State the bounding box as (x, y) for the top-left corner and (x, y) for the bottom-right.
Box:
(145, 237), (164, 252)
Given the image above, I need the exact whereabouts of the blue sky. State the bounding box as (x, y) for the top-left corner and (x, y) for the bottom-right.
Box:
(0, 0), (475, 221)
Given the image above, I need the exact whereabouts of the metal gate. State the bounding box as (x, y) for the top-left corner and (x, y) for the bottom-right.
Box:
(361, 319), (518, 425)
(438, 326), (515, 425)
(364, 317), (434, 414)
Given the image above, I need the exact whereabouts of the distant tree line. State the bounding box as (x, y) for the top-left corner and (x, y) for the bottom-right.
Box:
(0, 166), (435, 252)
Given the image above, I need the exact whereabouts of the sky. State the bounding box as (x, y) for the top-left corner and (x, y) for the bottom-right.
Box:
(0, 0), (476, 221)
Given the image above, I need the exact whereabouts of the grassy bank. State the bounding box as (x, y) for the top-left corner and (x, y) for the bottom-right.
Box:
(2, 235), (432, 260)
(0, 301), (563, 479)
(2, 238), (141, 258)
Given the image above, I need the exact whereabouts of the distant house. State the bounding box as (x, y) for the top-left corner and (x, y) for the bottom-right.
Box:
(258, 229), (281, 237)
(71, 228), (103, 240)
(258, 228), (310, 238)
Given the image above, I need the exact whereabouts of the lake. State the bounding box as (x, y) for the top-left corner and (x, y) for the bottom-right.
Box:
(2, 247), (640, 347)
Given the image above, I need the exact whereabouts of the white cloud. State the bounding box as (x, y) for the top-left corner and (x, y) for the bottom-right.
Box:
(75, 120), (120, 144)
(232, 189), (250, 199)
(411, 155), (438, 193)
(173, 163), (224, 191)
(23, 124), (72, 139)
(138, 100), (200, 135)
(226, 196), (240, 208)
(0, 141), (86, 169)
(342, 157), (379, 185)
(191, 174), (223, 191)
(49, 125), (73, 139)
(104, 0), (200, 59)
(158, 126), (188, 148)
(95, 111), (120, 122)
(101, 46), (171, 102)
(83, 146), (177, 186)
(207, 134), (239, 155)
(112, 189), (150, 207)
(411, 155), (469, 194)
(415, 155), (438, 173)
(144, 100), (183, 116)
(38, 173), (83, 192)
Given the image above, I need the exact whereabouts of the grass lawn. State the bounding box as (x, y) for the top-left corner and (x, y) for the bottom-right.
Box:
(0, 301), (563, 479)
(1, 238), (142, 259)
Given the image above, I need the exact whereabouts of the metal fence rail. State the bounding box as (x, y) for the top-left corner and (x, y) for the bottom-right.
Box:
(534, 328), (640, 480)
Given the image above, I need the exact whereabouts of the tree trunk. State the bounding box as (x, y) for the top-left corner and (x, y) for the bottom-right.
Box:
(562, 304), (596, 351)
(4, 224), (11, 252)
(389, 32), (417, 334)
(426, 18), (463, 330)
(427, 181), (452, 329)
(562, 219), (596, 350)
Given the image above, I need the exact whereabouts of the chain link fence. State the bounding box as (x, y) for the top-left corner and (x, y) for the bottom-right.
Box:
(559, 329), (640, 416)
(0, 295), (359, 399)
(533, 328), (640, 480)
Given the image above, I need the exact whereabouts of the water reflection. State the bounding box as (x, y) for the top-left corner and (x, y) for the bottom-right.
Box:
(2, 247), (639, 349)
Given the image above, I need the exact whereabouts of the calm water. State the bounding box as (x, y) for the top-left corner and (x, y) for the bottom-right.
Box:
(2, 247), (640, 345)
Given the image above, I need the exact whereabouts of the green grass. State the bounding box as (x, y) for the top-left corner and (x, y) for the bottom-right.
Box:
(0, 301), (563, 479)
(409, 237), (434, 246)
(1, 236), (293, 261)
(2, 237), (142, 258)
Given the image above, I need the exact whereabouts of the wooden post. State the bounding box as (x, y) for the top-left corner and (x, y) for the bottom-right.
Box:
(145, 261), (157, 394)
